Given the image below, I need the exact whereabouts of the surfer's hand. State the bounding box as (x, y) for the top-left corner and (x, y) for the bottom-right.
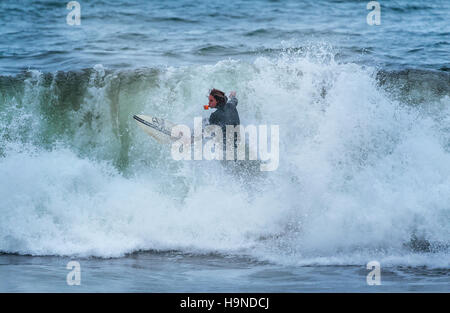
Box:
(229, 91), (236, 98)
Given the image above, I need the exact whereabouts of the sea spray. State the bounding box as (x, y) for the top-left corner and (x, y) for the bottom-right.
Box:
(0, 49), (449, 267)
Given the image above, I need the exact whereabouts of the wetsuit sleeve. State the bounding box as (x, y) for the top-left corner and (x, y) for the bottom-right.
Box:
(228, 96), (238, 107)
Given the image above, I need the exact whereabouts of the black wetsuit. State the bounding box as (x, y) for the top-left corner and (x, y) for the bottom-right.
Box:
(208, 96), (240, 152)
(209, 96), (240, 136)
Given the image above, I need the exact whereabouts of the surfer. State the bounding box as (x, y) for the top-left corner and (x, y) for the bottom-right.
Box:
(207, 88), (240, 131)
(206, 89), (261, 179)
(207, 89), (240, 149)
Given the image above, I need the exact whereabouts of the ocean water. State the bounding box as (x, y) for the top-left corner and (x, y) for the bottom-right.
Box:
(0, 0), (449, 292)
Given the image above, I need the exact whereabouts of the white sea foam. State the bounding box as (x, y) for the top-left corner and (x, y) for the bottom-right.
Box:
(0, 50), (449, 267)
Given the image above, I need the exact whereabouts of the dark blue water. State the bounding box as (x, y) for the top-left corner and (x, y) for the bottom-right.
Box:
(1, 0), (449, 74)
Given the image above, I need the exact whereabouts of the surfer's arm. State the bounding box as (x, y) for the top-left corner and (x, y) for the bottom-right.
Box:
(228, 92), (238, 106)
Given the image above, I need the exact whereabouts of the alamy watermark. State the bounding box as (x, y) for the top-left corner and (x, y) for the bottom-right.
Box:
(66, 261), (81, 286)
(366, 261), (381, 285)
(366, 1), (381, 26)
(67, 1), (81, 26)
(170, 117), (280, 172)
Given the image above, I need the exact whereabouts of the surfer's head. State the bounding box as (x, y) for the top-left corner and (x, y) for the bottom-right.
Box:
(208, 88), (227, 108)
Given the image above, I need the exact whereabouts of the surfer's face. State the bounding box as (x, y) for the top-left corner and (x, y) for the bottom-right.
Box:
(208, 95), (217, 108)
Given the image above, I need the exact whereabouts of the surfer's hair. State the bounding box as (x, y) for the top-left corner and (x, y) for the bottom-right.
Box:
(209, 88), (228, 106)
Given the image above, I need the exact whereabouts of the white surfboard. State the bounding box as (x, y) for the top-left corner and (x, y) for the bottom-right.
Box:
(134, 114), (266, 171)
(133, 114), (180, 144)
(133, 114), (257, 162)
